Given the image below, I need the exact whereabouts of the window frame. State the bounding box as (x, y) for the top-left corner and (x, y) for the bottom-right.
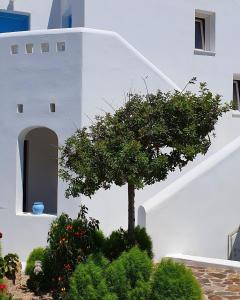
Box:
(195, 17), (205, 50)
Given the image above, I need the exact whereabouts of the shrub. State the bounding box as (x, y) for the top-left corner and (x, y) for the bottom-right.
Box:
(25, 247), (45, 275)
(151, 259), (202, 300)
(103, 226), (153, 261)
(106, 247), (152, 300)
(3, 253), (19, 284)
(40, 205), (104, 299)
(67, 254), (116, 300)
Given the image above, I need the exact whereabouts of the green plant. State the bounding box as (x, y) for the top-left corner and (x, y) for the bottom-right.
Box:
(0, 259), (4, 279)
(25, 247), (45, 275)
(151, 259), (202, 300)
(68, 254), (116, 300)
(39, 205), (103, 299)
(103, 226), (153, 260)
(2, 254), (19, 284)
(60, 80), (229, 239)
(106, 247), (152, 300)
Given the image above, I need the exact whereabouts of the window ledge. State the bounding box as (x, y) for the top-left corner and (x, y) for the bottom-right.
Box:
(16, 212), (57, 219)
(232, 111), (240, 118)
(194, 49), (216, 56)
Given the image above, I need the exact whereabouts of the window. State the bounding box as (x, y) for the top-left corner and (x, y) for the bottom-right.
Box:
(26, 43), (33, 54)
(50, 103), (56, 112)
(11, 44), (18, 55)
(195, 10), (215, 54)
(57, 42), (65, 52)
(17, 104), (23, 113)
(41, 43), (49, 53)
(195, 18), (205, 50)
(233, 80), (240, 110)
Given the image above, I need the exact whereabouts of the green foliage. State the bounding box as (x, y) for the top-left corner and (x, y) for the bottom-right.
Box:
(60, 81), (229, 196)
(27, 270), (44, 295)
(39, 205), (103, 299)
(25, 247), (45, 275)
(0, 254), (19, 283)
(3, 254), (19, 283)
(133, 226), (153, 258)
(151, 259), (202, 300)
(59, 81), (230, 234)
(68, 255), (116, 300)
(0, 259), (4, 279)
(106, 247), (152, 300)
(67, 247), (152, 300)
(103, 226), (153, 261)
(231, 99), (238, 110)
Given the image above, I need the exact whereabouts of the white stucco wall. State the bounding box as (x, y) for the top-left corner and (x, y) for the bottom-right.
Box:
(83, 0), (240, 101)
(139, 136), (240, 261)
(0, 29), (83, 258)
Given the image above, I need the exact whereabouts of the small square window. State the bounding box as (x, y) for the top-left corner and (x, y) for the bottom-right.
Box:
(195, 10), (215, 54)
(57, 42), (66, 52)
(50, 103), (56, 113)
(41, 43), (49, 53)
(26, 43), (34, 54)
(11, 45), (19, 55)
(17, 104), (23, 113)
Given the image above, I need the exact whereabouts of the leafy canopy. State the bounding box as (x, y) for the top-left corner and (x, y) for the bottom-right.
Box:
(59, 82), (229, 198)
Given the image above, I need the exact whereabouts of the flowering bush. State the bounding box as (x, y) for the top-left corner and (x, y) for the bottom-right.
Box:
(39, 205), (104, 299)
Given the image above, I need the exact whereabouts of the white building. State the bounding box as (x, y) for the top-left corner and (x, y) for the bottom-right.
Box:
(1, 0), (240, 262)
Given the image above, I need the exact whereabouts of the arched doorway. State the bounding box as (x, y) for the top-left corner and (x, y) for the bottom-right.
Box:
(22, 128), (58, 215)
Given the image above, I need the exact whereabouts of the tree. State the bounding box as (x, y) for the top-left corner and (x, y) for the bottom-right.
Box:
(59, 80), (230, 239)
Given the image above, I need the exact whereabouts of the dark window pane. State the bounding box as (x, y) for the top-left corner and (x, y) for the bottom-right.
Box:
(233, 82), (237, 102)
(195, 19), (205, 49)
(233, 81), (240, 110)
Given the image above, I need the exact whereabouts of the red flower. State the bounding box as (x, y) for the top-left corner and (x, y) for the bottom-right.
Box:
(66, 225), (73, 231)
(64, 263), (71, 270)
(0, 232), (2, 239)
(0, 284), (7, 290)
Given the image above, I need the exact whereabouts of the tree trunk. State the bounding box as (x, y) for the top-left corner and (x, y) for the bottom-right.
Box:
(128, 183), (135, 240)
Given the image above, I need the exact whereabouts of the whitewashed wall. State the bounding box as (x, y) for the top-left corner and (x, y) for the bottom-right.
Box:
(139, 135), (240, 261)
(0, 29), (83, 258)
(83, 0), (240, 101)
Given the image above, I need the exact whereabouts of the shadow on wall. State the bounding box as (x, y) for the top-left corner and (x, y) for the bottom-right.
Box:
(48, 0), (61, 29)
(230, 231), (240, 261)
(7, 0), (14, 11)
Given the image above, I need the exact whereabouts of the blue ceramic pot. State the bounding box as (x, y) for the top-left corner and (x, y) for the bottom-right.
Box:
(32, 202), (45, 215)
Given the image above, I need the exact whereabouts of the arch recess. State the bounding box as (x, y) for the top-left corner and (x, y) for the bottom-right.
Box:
(17, 127), (58, 215)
